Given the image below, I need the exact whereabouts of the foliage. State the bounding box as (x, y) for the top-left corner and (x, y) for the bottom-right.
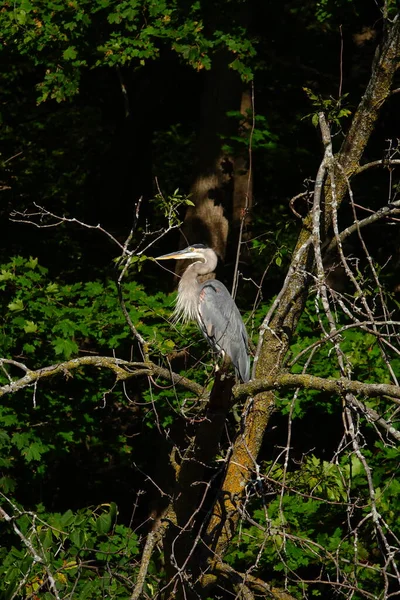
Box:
(303, 87), (352, 128)
(0, 500), (146, 599)
(315, 0), (354, 24)
(221, 111), (279, 154)
(225, 443), (400, 599)
(0, 255), (214, 501)
(0, 256), (174, 364)
(0, 0), (256, 104)
(150, 188), (195, 228)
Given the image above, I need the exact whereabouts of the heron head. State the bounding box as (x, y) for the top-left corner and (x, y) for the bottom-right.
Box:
(156, 244), (209, 262)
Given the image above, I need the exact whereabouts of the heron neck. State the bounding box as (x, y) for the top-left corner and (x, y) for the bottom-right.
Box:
(174, 265), (201, 323)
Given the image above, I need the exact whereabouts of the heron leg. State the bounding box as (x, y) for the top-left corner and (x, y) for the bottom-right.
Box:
(213, 351), (234, 379)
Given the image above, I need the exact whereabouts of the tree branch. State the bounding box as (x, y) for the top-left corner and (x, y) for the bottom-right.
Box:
(346, 393), (400, 442)
(130, 507), (175, 600)
(325, 198), (400, 255)
(0, 356), (206, 400)
(234, 373), (400, 404)
(354, 158), (400, 175)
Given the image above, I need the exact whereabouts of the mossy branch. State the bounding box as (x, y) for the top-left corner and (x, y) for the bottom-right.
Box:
(234, 373), (400, 404)
(0, 356), (205, 399)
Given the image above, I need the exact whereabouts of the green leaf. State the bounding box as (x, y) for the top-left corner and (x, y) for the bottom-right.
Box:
(12, 432), (31, 450)
(24, 442), (46, 462)
(23, 342), (36, 354)
(95, 505), (116, 535)
(0, 476), (16, 493)
(42, 528), (53, 550)
(8, 299), (24, 312)
(63, 46), (78, 60)
(52, 337), (79, 359)
(70, 528), (85, 549)
(0, 269), (15, 281)
(26, 257), (38, 269)
(46, 283), (59, 293)
(60, 509), (75, 527)
(23, 320), (38, 333)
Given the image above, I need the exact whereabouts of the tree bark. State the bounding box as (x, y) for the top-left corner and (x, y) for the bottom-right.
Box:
(177, 52), (243, 275)
(232, 88), (253, 229)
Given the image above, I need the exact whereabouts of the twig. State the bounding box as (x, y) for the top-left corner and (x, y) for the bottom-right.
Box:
(10, 202), (125, 250)
(289, 191), (309, 219)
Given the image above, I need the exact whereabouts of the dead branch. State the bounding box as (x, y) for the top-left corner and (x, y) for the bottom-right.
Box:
(325, 198), (400, 255)
(354, 158), (400, 175)
(10, 203), (125, 250)
(346, 393), (400, 442)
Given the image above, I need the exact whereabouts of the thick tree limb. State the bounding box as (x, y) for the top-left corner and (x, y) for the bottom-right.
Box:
(234, 373), (400, 404)
(0, 356), (206, 399)
(3, 355), (397, 418)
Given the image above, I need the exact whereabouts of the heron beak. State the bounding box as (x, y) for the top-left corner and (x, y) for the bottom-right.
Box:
(156, 249), (200, 261)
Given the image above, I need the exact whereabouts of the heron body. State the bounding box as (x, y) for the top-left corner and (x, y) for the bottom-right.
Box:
(156, 244), (251, 382)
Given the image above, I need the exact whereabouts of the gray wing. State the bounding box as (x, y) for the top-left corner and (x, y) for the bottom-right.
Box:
(197, 280), (250, 382)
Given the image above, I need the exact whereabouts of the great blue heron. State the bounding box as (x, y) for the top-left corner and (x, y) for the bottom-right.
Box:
(156, 244), (250, 382)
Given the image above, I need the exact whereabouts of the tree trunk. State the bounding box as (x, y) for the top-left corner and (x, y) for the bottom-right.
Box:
(177, 52), (243, 275)
(232, 88), (253, 229)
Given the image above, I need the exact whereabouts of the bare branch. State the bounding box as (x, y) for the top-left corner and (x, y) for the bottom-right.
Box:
(354, 158), (400, 175)
(10, 202), (125, 250)
(131, 509), (174, 600)
(346, 393), (400, 442)
(3, 151), (23, 164)
(289, 190), (309, 219)
(325, 198), (400, 255)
